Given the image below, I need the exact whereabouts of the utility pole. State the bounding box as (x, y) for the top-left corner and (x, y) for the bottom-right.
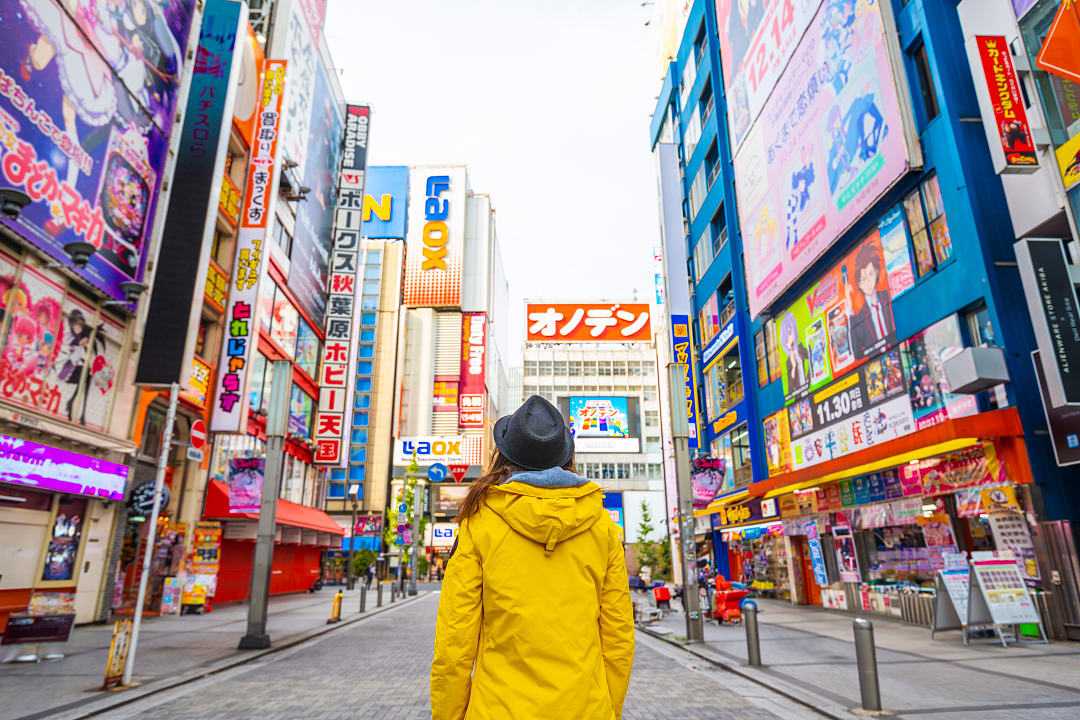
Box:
(408, 477), (424, 596)
(346, 484), (359, 590)
(238, 360), (291, 650)
(123, 383), (179, 686)
(667, 364), (704, 643)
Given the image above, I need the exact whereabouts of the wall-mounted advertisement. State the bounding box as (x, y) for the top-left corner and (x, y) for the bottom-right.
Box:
(691, 456), (731, 508)
(974, 35), (1039, 173)
(0, 433), (127, 500)
(526, 303), (652, 342)
(670, 314), (700, 448)
(361, 166), (409, 239)
(459, 312), (486, 429)
(559, 396), (641, 453)
(404, 167), (466, 307)
(735, 0), (919, 318)
(0, 0), (197, 302)
(904, 315), (977, 430)
(227, 456), (264, 513)
(715, 0), (820, 149)
(776, 213), (914, 403)
(762, 409), (792, 475)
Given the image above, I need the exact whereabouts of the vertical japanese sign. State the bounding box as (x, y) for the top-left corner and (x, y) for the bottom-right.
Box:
(459, 312), (486, 429)
(975, 36), (1038, 172)
(314, 105), (370, 465)
(210, 59), (287, 433)
(669, 314), (699, 448)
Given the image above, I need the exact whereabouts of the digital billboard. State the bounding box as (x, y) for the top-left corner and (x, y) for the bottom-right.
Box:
(0, 0), (197, 302)
(403, 166), (466, 307)
(733, 0), (919, 318)
(362, 166), (409, 239)
(558, 396), (641, 453)
(459, 312), (486, 428)
(526, 303), (652, 342)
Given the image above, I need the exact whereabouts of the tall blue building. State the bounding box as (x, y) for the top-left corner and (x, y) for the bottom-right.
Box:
(653, 0), (1077, 611)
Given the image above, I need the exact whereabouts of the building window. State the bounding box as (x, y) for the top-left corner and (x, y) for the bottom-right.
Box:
(704, 343), (743, 418)
(698, 293), (720, 346)
(645, 410), (659, 427)
(524, 360), (538, 375)
(353, 411), (368, 426)
(693, 233), (715, 282)
(717, 275), (735, 327)
(361, 312), (376, 326)
(964, 304), (996, 346)
(710, 206), (727, 254)
(765, 319), (781, 383)
(704, 142), (720, 188)
(754, 330), (768, 387)
(689, 163), (707, 219)
(357, 361), (373, 374)
(902, 172), (952, 276)
(730, 424), (752, 487)
(911, 40), (940, 124)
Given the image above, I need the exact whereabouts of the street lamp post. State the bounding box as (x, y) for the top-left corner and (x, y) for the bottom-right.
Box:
(346, 484), (359, 590)
(667, 364), (705, 643)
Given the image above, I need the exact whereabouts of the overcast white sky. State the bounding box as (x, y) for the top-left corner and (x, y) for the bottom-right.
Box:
(325, 0), (664, 358)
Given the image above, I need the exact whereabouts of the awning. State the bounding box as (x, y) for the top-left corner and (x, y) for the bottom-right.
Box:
(748, 407), (1028, 501)
(204, 480), (345, 535)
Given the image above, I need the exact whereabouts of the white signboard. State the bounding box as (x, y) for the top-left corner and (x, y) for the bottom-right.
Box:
(970, 551), (1041, 626)
(393, 436), (465, 466)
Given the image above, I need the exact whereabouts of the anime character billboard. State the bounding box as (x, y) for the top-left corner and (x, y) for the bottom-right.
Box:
(734, 0), (917, 319)
(0, 0), (196, 302)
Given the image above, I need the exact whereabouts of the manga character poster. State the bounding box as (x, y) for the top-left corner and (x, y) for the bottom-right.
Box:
(0, 0), (196, 302)
(734, 0), (917, 318)
(902, 314), (978, 430)
(227, 456), (264, 513)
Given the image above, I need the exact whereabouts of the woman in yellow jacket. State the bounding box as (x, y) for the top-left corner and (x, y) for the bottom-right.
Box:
(431, 396), (635, 720)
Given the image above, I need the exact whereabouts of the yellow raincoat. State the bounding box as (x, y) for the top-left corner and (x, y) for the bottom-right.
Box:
(431, 478), (635, 720)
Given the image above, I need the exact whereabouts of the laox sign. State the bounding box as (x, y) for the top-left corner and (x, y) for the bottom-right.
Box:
(422, 175), (451, 270)
(394, 436), (465, 465)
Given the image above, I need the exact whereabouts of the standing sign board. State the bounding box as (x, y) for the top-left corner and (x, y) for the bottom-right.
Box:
(966, 551), (1046, 646)
(931, 552), (971, 640)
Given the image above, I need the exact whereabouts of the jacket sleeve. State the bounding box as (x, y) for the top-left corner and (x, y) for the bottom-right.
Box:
(431, 519), (483, 720)
(599, 521), (635, 718)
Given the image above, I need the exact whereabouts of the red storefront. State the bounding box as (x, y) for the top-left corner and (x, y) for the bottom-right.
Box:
(202, 480), (343, 604)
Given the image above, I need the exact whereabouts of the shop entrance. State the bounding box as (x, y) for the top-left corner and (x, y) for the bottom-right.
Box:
(793, 536), (822, 606)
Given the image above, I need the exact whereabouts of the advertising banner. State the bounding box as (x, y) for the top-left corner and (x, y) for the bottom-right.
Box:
(0, 433), (127, 500)
(564, 396), (641, 453)
(670, 314), (700, 448)
(0, 0), (197, 302)
(788, 346), (915, 471)
(904, 315), (977, 430)
(691, 456), (730, 508)
(459, 312), (486, 429)
(762, 409), (792, 475)
(404, 166), (466, 307)
(735, 0), (917, 318)
(227, 456), (264, 513)
(776, 215), (914, 402)
(806, 519), (830, 586)
(313, 104), (369, 465)
(211, 59), (287, 433)
(394, 436), (464, 466)
(526, 303), (652, 342)
(974, 36), (1038, 172)
(137, 0), (245, 387)
(361, 166), (409, 239)
(715, 0), (821, 149)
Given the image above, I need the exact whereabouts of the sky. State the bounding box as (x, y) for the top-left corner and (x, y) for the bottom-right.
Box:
(325, 0), (666, 357)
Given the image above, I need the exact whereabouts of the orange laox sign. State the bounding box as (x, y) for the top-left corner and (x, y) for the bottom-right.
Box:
(526, 303), (652, 342)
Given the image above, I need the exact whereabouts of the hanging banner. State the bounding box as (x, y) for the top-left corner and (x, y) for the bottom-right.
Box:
(211, 59), (288, 433)
(691, 457), (730, 508)
(227, 457), (264, 513)
(314, 104), (370, 465)
(670, 314), (700, 448)
(735, 0), (919, 318)
(459, 312), (486, 429)
(974, 35), (1039, 173)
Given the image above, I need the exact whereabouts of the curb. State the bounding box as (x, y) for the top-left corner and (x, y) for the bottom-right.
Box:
(637, 625), (848, 720)
(33, 591), (431, 720)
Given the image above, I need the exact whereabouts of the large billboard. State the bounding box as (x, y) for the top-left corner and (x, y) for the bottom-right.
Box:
(0, 0), (197, 302)
(459, 312), (486, 429)
(734, 0), (919, 318)
(558, 396), (642, 453)
(526, 303), (652, 342)
(361, 166), (409, 239)
(776, 209), (914, 403)
(403, 166), (466, 307)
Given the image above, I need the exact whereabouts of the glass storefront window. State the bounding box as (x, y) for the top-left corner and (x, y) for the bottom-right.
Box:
(704, 343), (743, 418)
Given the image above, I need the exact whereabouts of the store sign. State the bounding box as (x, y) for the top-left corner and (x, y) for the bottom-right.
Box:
(314, 105), (371, 465)
(404, 167), (466, 307)
(734, 0), (918, 318)
(227, 456), (264, 513)
(0, 0), (197, 302)
(1032, 351), (1080, 466)
(459, 312), (486, 428)
(211, 59), (288, 433)
(701, 318), (735, 367)
(0, 433), (127, 501)
(184, 356), (212, 409)
(361, 166), (409, 239)
(526, 303), (651, 342)
(776, 216), (914, 404)
(785, 343), (913, 471)
(431, 522), (457, 548)
(1016, 238), (1080, 407)
(670, 315), (700, 448)
(220, 170), (242, 227)
(974, 36), (1039, 172)
(715, 501), (761, 528)
(394, 436), (464, 466)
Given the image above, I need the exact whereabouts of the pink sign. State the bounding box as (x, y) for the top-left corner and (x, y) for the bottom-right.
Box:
(0, 433), (127, 501)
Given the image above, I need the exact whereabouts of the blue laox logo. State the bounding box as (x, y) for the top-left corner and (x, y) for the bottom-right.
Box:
(1067, 434), (1079, 449)
(434, 527), (454, 539)
(402, 439), (461, 457)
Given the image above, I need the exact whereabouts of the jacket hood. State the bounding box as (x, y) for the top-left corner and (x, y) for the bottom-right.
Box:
(484, 475), (604, 554)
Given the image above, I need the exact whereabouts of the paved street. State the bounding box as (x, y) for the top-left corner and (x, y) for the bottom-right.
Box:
(82, 592), (820, 720)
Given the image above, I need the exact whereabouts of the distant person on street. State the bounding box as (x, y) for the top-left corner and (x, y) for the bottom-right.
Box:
(365, 563), (375, 590)
(431, 395), (635, 719)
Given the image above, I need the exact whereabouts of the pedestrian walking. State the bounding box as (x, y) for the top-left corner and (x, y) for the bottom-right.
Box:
(365, 563), (375, 590)
(431, 396), (635, 720)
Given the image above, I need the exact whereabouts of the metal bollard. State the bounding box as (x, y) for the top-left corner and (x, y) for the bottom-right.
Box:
(359, 584), (367, 614)
(743, 600), (762, 667)
(376, 582), (383, 608)
(390, 585), (397, 603)
(853, 618), (883, 712)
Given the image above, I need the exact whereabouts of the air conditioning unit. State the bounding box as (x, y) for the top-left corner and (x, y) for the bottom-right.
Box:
(943, 346), (1010, 394)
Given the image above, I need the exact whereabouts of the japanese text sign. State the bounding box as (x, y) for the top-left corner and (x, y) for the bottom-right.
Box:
(459, 312), (486, 429)
(315, 106), (370, 465)
(526, 303), (651, 342)
(670, 315), (699, 448)
(211, 59), (287, 433)
(975, 36), (1038, 172)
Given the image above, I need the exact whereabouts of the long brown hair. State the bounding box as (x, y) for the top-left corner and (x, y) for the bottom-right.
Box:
(456, 449), (576, 522)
